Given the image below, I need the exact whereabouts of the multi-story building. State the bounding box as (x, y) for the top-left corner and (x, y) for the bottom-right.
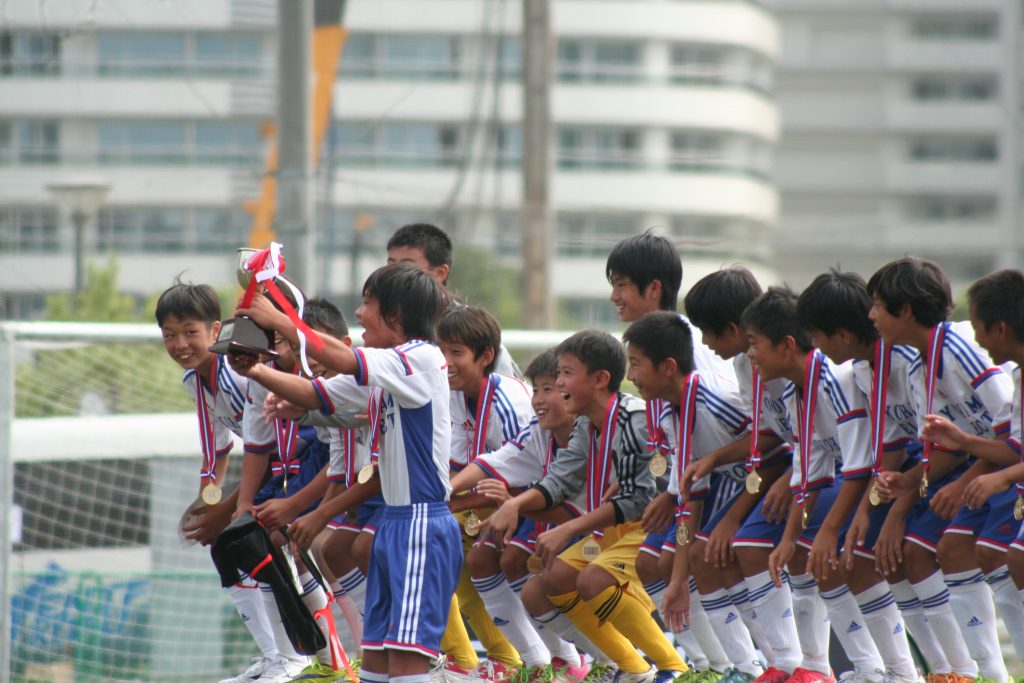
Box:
(0, 0), (778, 326)
(768, 0), (1020, 288)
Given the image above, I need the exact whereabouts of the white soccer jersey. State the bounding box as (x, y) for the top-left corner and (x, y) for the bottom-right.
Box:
(1007, 365), (1022, 454)
(906, 321), (1013, 443)
(449, 374), (534, 471)
(313, 340), (452, 505)
(783, 352), (871, 493)
(851, 344), (920, 470)
(734, 353), (795, 464)
(182, 355), (247, 463)
(475, 418), (587, 516)
(683, 313), (739, 386)
(661, 370), (752, 498)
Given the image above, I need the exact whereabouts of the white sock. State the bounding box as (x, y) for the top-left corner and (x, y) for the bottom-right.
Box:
(472, 573), (550, 667)
(945, 569), (1008, 681)
(987, 567), (1024, 662)
(227, 582), (278, 659)
(330, 584), (363, 646)
(529, 610), (583, 667)
(335, 567), (367, 616)
(533, 609), (608, 664)
(688, 577), (731, 673)
(646, 578), (707, 670)
(699, 587), (761, 675)
(819, 585), (884, 680)
(790, 573), (830, 674)
(854, 581), (916, 679)
(889, 579), (949, 673)
(727, 581), (774, 666)
(299, 572), (336, 665)
(746, 571), (801, 674)
(509, 574), (530, 594)
(261, 583), (305, 662)
(911, 571), (976, 676)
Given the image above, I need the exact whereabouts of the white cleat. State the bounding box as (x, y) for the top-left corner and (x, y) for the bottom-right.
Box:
(217, 656), (274, 683)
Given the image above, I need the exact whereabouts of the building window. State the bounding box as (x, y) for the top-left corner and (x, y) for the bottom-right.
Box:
(910, 77), (997, 101)
(99, 121), (187, 164)
(557, 212), (640, 256)
(193, 208), (251, 252)
(97, 33), (187, 77)
(0, 207), (59, 253)
(97, 208), (188, 253)
(557, 39), (643, 83)
(0, 32), (61, 75)
(331, 121), (461, 167)
(558, 127), (642, 170)
(910, 16), (997, 40)
(669, 131), (725, 170)
(339, 33), (460, 80)
(194, 121), (263, 164)
(669, 44), (723, 84)
(194, 33), (263, 78)
(17, 120), (59, 164)
(904, 195), (997, 222)
(908, 136), (997, 162)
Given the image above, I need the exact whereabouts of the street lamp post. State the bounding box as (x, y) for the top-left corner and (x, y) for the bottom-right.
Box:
(46, 179), (112, 295)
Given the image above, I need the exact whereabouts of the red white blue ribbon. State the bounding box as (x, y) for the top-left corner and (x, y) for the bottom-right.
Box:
(646, 398), (671, 454)
(587, 393), (622, 537)
(746, 366), (764, 474)
(341, 427), (358, 487)
(676, 373), (701, 481)
(796, 351), (824, 506)
(921, 324), (946, 478)
(367, 387), (383, 466)
(870, 340), (891, 479)
(195, 354), (219, 484)
(471, 375), (500, 461)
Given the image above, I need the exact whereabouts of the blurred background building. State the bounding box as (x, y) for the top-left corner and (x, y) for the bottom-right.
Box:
(0, 0), (778, 326)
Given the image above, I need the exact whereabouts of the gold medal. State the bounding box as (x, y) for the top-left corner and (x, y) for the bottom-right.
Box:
(745, 470), (762, 495)
(357, 464), (375, 485)
(527, 554), (545, 574)
(582, 539), (601, 561)
(201, 483), (223, 505)
(464, 510), (482, 537)
(649, 454), (668, 477)
(675, 522), (690, 546)
(869, 483), (881, 507)
(801, 506), (809, 530)
(919, 473), (929, 498)
(1015, 496), (1024, 522)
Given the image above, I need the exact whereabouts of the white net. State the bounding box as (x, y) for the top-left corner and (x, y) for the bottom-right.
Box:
(5, 323), (255, 683)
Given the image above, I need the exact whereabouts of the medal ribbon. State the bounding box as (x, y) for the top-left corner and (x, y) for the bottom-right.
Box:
(271, 363), (303, 476)
(870, 340), (891, 479)
(796, 351), (824, 507)
(1017, 376), (1024, 498)
(646, 398), (671, 454)
(675, 373), (701, 481)
(746, 366), (764, 473)
(368, 387), (383, 466)
(587, 393), (622, 538)
(195, 354), (219, 484)
(535, 436), (560, 536)
(921, 324), (946, 479)
(342, 427), (358, 487)
(471, 375), (499, 461)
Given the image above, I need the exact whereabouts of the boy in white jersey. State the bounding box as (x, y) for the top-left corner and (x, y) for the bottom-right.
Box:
(437, 304), (533, 680)
(486, 330), (687, 683)
(746, 288), (889, 683)
(796, 271), (923, 683)
(622, 312), (762, 683)
(233, 264), (461, 683)
(870, 258), (1014, 683)
(450, 349), (593, 683)
(155, 281), (279, 683)
(916, 269), (1024, 665)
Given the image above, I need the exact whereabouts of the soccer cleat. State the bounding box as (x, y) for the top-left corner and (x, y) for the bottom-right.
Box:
(784, 669), (836, 683)
(440, 657), (478, 683)
(289, 660), (344, 682)
(613, 666), (657, 683)
(218, 656), (274, 683)
(719, 669), (757, 683)
(674, 670), (726, 683)
(880, 673), (923, 683)
(474, 658), (514, 682)
(551, 657), (592, 683)
(753, 669), (793, 683)
(836, 670), (885, 683)
(258, 656), (315, 683)
(655, 671), (687, 683)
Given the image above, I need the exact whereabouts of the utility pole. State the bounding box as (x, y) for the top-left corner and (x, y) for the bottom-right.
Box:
(276, 0), (316, 293)
(521, 0), (554, 328)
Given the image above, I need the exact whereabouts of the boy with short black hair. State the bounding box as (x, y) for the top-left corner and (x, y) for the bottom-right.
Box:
(233, 263), (461, 683)
(870, 257), (1014, 683)
(486, 330), (686, 683)
(155, 280), (281, 683)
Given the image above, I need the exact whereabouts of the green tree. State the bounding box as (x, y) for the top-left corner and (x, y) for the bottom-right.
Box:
(448, 245), (523, 327)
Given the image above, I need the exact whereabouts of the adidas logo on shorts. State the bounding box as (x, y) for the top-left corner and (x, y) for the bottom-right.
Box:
(782, 608), (793, 618)
(493, 617), (509, 626)
(724, 612), (738, 624)
(967, 616), (982, 627)
(846, 621), (861, 634)
(893, 623), (903, 634)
